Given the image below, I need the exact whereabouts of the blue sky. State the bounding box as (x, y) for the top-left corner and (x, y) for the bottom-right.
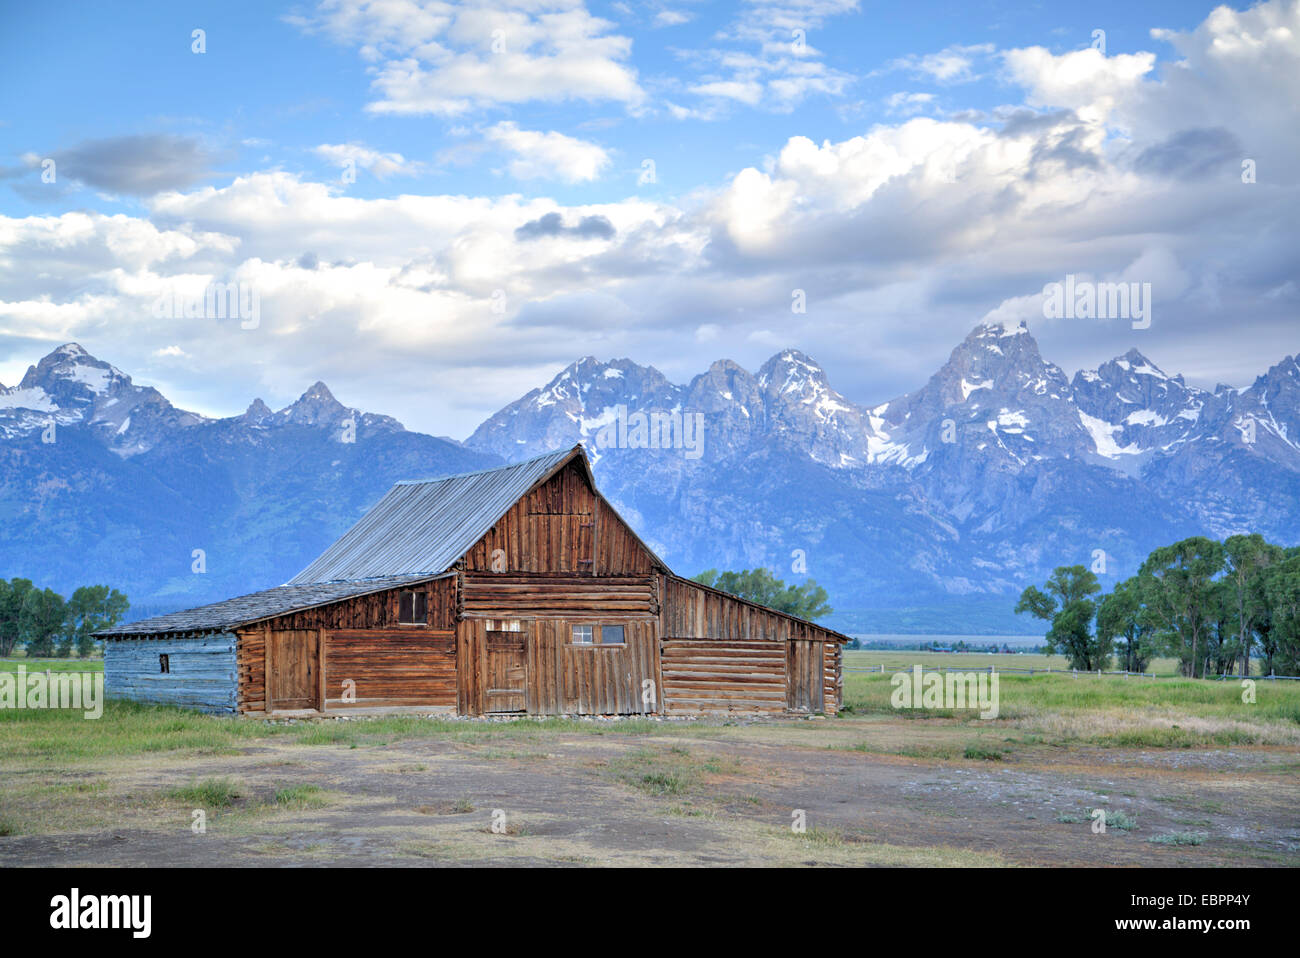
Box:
(1, 0), (1296, 435)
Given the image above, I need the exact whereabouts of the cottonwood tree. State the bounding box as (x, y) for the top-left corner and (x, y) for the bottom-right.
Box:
(20, 587), (66, 658)
(1095, 576), (1157, 673)
(66, 585), (130, 657)
(0, 578), (34, 657)
(1223, 534), (1282, 676)
(1263, 553), (1300, 676)
(1015, 565), (1108, 669)
(1138, 537), (1226, 678)
(1203, 578), (1241, 675)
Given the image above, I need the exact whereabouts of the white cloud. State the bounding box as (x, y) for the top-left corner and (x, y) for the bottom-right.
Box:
(1001, 47), (1156, 124)
(672, 0), (859, 113)
(483, 122), (611, 183)
(312, 142), (423, 178)
(654, 10), (692, 27)
(291, 0), (645, 116)
(885, 91), (936, 116)
(887, 43), (994, 84)
(6, 1), (1300, 434)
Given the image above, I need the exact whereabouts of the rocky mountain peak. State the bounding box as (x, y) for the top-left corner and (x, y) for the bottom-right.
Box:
(279, 381), (349, 426)
(18, 342), (134, 408)
(242, 398), (274, 423)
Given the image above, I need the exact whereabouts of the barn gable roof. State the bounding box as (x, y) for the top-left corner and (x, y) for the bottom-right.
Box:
(287, 445), (655, 584)
(96, 573), (450, 638)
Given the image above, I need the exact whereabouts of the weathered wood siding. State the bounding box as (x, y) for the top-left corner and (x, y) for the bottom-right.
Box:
(460, 573), (658, 619)
(258, 577), (455, 631)
(458, 617), (659, 716)
(824, 642), (842, 715)
(461, 460), (658, 576)
(660, 639), (786, 714)
(267, 629), (321, 711)
(325, 629), (456, 709)
(593, 498), (656, 575)
(658, 575), (844, 714)
(105, 634), (238, 712)
(236, 577), (455, 712)
(659, 575), (835, 641)
(237, 629), (266, 713)
(786, 640), (825, 713)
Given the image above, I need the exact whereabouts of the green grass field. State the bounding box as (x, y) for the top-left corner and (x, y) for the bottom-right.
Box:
(0, 657), (104, 672)
(2, 652), (1298, 758)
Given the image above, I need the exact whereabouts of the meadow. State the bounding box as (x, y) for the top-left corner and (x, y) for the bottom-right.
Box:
(1, 654), (1297, 866)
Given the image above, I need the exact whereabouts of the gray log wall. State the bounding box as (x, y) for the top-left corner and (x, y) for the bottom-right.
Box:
(104, 633), (238, 712)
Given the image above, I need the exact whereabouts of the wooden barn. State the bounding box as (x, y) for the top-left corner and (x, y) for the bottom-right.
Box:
(97, 446), (848, 717)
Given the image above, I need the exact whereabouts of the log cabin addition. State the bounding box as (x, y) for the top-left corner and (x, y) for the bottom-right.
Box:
(97, 446), (848, 717)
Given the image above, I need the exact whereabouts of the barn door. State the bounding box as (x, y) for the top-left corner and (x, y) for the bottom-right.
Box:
(485, 628), (527, 713)
(269, 630), (320, 711)
(787, 641), (825, 713)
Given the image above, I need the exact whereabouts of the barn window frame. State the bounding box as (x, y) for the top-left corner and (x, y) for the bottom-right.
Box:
(159, 653), (170, 674)
(569, 624), (626, 648)
(398, 590), (428, 626)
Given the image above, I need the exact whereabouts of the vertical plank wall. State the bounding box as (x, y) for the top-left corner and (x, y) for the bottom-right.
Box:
(458, 617), (659, 715)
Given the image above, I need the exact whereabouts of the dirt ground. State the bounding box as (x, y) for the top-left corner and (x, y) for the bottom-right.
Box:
(3, 714), (1297, 867)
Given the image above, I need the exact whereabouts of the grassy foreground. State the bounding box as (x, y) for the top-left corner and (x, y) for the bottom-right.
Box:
(0, 657), (1297, 758)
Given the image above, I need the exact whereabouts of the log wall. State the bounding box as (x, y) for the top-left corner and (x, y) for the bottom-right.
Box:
(105, 634), (238, 713)
(660, 638), (787, 714)
(325, 628), (456, 709)
(825, 642), (842, 714)
(461, 573), (657, 619)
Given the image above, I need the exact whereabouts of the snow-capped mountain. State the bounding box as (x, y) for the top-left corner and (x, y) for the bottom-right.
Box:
(0, 354), (495, 613)
(3, 325), (1298, 634)
(467, 357), (684, 462)
(0, 343), (205, 455)
(462, 320), (1300, 629)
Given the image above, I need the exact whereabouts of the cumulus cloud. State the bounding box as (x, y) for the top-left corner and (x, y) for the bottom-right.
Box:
(312, 142), (424, 179)
(653, 10), (692, 27)
(5, 1), (1300, 433)
(885, 91), (936, 116)
(483, 122), (611, 182)
(289, 0), (645, 115)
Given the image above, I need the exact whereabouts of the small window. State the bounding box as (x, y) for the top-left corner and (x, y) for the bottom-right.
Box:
(398, 591), (428, 624)
(570, 624), (626, 647)
(486, 619), (523, 632)
(159, 653), (170, 674)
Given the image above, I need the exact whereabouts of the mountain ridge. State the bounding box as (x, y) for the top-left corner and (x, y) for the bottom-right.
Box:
(3, 324), (1298, 634)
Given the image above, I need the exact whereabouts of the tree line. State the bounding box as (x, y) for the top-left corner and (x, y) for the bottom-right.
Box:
(0, 579), (129, 659)
(1016, 535), (1300, 677)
